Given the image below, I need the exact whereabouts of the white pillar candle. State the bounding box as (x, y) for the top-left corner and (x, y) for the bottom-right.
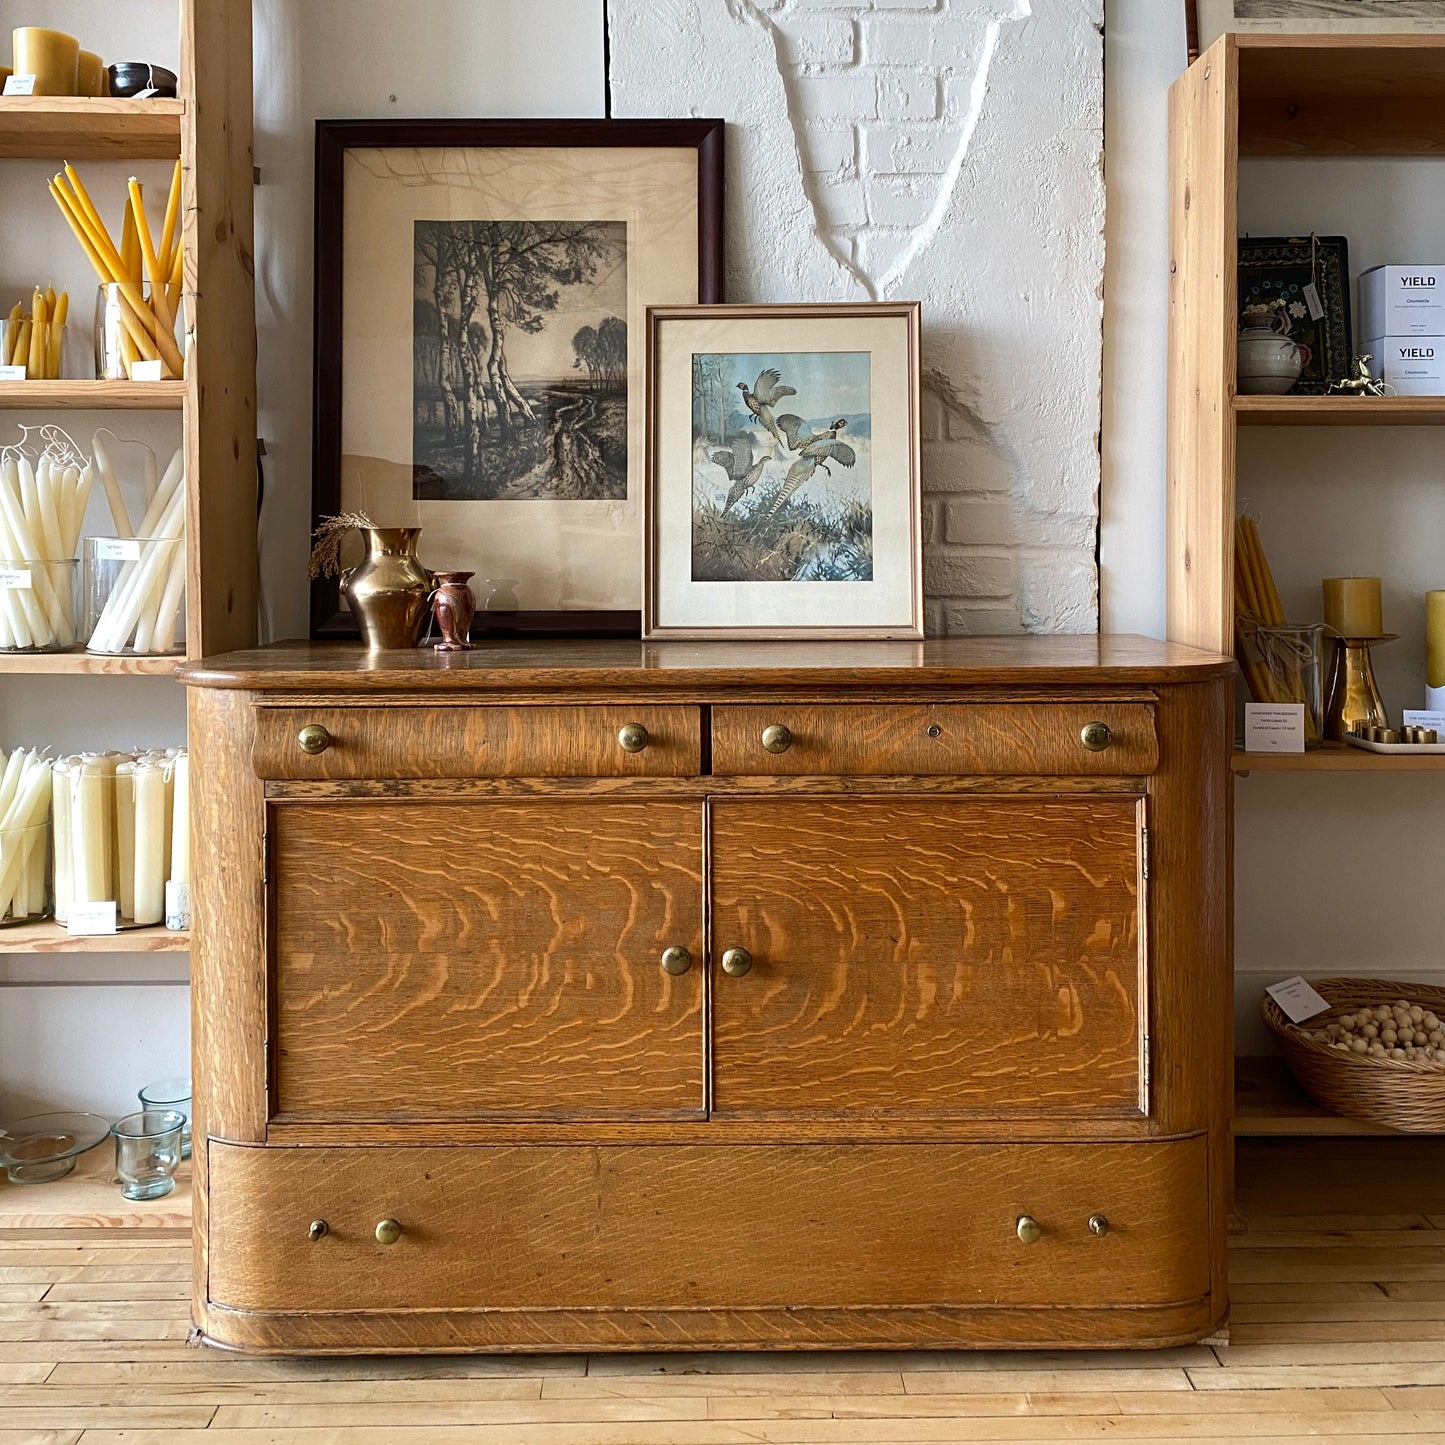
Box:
(115, 763), (136, 924)
(70, 757), (112, 904)
(131, 762), (165, 926)
(51, 759), (72, 923)
(168, 751), (188, 887)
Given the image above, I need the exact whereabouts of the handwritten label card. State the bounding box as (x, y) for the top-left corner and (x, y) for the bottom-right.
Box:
(3, 75), (37, 95)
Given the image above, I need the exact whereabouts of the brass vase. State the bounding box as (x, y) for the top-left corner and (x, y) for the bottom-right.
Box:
(341, 527), (432, 651)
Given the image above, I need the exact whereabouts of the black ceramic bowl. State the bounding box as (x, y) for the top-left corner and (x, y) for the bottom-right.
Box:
(107, 62), (179, 99)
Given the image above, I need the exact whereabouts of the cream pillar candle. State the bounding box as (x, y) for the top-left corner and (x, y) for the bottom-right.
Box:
(1323, 576), (1384, 639)
(168, 751), (187, 886)
(131, 762), (165, 926)
(115, 763), (135, 924)
(70, 757), (110, 903)
(51, 759), (71, 922)
(11, 29), (79, 96)
(1428, 591), (1445, 710)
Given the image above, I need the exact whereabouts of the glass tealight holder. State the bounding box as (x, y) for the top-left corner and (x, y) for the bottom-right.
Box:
(0, 821), (51, 926)
(95, 283), (183, 382)
(111, 1108), (185, 1200)
(0, 558), (80, 652)
(1, 320), (67, 380)
(84, 537), (186, 656)
(137, 1076), (191, 1160)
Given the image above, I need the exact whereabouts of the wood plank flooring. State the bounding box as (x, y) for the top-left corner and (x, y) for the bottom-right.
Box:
(1, 1139), (1444, 1442)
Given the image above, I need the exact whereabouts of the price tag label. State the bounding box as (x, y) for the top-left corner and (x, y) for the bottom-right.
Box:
(0, 569), (32, 590)
(1267, 975), (1331, 1025)
(67, 901), (118, 936)
(0, 365), (26, 381)
(1403, 710), (1445, 731)
(94, 538), (142, 562)
(130, 360), (165, 382)
(1303, 281), (1326, 322)
(3, 75), (38, 95)
(1244, 703), (1306, 753)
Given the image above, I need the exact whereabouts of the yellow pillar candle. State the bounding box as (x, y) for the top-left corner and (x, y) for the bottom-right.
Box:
(76, 51), (104, 98)
(1323, 576), (1383, 639)
(11, 28), (79, 96)
(1427, 591), (1445, 709)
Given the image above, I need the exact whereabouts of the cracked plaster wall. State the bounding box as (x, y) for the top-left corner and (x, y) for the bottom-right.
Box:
(608, 0), (1104, 633)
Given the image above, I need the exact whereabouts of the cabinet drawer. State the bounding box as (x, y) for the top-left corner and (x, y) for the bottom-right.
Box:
(208, 1138), (1208, 1315)
(253, 705), (701, 779)
(711, 703), (1157, 775)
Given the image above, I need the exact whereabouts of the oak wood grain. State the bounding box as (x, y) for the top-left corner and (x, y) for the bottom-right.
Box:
(271, 801), (705, 1118)
(709, 797), (1145, 1117)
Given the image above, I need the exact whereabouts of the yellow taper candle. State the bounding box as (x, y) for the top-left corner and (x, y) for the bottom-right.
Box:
(11, 28), (79, 96)
(1427, 591), (1445, 709)
(1323, 576), (1383, 639)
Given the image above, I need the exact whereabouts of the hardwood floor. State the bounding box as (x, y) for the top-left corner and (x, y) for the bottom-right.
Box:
(1, 1139), (1444, 1442)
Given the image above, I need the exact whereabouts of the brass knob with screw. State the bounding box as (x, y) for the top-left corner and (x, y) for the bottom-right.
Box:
(1088, 1214), (1110, 1236)
(617, 722), (649, 753)
(720, 947), (753, 977)
(761, 724), (792, 754)
(1080, 721), (1112, 752)
(1016, 1214), (1042, 1245)
(661, 946), (692, 976)
(375, 1218), (402, 1246)
(297, 724), (331, 755)
(307, 1219), (328, 1242)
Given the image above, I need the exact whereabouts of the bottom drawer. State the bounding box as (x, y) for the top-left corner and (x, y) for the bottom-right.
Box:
(208, 1139), (1208, 1316)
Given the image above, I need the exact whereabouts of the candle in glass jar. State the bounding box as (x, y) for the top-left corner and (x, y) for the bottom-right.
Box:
(1428, 590), (1445, 709)
(11, 29), (80, 96)
(1322, 576), (1383, 638)
(75, 50), (104, 98)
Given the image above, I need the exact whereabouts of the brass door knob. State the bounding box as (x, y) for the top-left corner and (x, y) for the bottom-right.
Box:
(617, 722), (649, 753)
(375, 1218), (402, 1246)
(1080, 721), (1112, 752)
(761, 724), (792, 754)
(1088, 1214), (1110, 1236)
(661, 946), (693, 976)
(1016, 1214), (1042, 1245)
(297, 724), (331, 755)
(720, 946), (753, 977)
(307, 1219), (328, 1242)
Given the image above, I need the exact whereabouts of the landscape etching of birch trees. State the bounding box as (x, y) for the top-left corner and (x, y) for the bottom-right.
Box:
(413, 219), (627, 501)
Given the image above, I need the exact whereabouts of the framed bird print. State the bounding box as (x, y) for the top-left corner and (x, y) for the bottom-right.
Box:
(644, 302), (922, 639)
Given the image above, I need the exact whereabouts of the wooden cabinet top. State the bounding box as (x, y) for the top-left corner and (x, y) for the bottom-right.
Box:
(179, 635), (1232, 693)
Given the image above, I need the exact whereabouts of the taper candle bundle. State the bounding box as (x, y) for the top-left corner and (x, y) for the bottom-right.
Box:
(0, 747), (52, 924)
(4, 288), (69, 379)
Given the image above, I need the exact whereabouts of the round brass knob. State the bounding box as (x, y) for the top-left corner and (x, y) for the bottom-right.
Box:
(1080, 721), (1112, 752)
(617, 722), (649, 753)
(1088, 1213), (1110, 1237)
(307, 1219), (328, 1242)
(375, 1218), (402, 1246)
(1016, 1214), (1042, 1245)
(761, 724), (792, 754)
(297, 724), (331, 755)
(720, 947), (753, 978)
(661, 946), (693, 976)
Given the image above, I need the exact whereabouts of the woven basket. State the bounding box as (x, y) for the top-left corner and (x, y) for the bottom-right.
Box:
(1262, 977), (1445, 1132)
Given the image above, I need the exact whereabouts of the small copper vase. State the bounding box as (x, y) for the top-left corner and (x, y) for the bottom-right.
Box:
(431, 571), (476, 652)
(341, 527), (432, 651)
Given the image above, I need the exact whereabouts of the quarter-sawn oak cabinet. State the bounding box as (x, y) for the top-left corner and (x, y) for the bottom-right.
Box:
(180, 636), (1233, 1354)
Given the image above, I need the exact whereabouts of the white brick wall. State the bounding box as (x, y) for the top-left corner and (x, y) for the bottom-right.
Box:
(608, 0), (1104, 635)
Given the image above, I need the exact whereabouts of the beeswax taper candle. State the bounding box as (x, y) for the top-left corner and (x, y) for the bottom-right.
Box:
(1428, 590), (1445, 710)
(1323, 576), (1383, 639)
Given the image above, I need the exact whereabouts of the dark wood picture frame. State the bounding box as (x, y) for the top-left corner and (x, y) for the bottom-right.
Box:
(1238, 234), (1352, 395)
(311, 118), (725, 639)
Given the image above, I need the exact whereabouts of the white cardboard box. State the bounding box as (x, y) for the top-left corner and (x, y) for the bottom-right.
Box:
(1367, 337), (1445, 395)
(1360, 265), (1445, 339)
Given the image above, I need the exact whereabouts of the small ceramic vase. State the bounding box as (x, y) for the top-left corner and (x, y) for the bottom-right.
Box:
(431, 571), (476, 652)
(1237, 304), (1304, 395)
(341, 527), (432, 650)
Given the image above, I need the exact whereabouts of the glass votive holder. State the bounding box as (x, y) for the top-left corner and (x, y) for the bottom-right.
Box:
(137, 1077), (191, 1160)
(84, 537), (186, 656)
(95, 283), (183, 382)
(111, 1108), (185, 1200)
(0, 558), (80, 652)
(0, 821), (51, 926)
(1, 320), (68, 380)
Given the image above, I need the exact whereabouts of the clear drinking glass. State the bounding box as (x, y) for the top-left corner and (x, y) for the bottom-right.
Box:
(1, 320), (67, 379)
(0, 558), (80, 652)
(111, 1109), (185, 1200)
(95, 283), (183, 382)
(137, 1077), (191, 1160)
(0, 821), (51, 925)
(83, 537), (185, 656)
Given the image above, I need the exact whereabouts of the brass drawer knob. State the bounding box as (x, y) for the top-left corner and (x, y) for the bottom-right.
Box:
(375, 1218), (402, 1246)
(307, 1219), (328, 1242)
(661, 946), (693, 976)
(617, 722), (649, 753)
(1080, 721), (1112, 752)
(720, 946), (753, 978)
(761, 724), (792, 754)
(1016, 1214), (1042, 1245)
(297, 723), (331, 755)
(1088, 1213), (1110, 1236)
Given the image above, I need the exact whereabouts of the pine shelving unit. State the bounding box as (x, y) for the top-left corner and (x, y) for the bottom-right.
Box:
(1168, 33), (1445, 1137)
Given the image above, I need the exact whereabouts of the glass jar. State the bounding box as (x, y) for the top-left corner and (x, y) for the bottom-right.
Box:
(1, 319), (67, 380)
(84, 537), (185, 656)
(0, 558), (80, 651)
(137, 1076), (191, 1160)
(1251, 622), (1326, 747)
(0, 821), (51, 926)
(95, 283), (184, 382)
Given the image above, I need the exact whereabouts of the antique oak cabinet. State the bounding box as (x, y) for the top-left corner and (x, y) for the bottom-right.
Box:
(180, 636), (1233, 1354)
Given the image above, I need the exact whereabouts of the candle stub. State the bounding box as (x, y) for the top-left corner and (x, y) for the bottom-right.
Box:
(1322, 576), (1383, 638)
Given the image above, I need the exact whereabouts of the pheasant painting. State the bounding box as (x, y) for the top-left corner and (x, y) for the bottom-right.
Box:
(710, 437), (777, 514)
(736, 369), (795, 448)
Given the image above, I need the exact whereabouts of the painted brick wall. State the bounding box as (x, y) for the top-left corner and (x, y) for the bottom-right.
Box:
(608, 0), (1104, 634)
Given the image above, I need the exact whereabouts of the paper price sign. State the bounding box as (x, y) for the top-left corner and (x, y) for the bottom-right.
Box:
(94, 539), (142, 562)
(0, 570), (32, 590)
(0, 365), (26, 381)
(67, 901), (119, 936)
(3, 75), (37, 95)
(1267, 976), (1331, 1025)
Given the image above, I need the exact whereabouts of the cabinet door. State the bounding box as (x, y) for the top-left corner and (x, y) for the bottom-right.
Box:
(271, 801), (705, 1119)
(710, 797), (1145, 1118)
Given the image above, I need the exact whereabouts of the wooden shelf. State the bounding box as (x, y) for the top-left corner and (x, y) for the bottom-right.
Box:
(1234, 1055), (1430, 1136)
(1234, 747), (1445, 773)
(0, 921), (188, 953)
(1235, 395), (1445, 426)
(0, 381), (186, 411)
(0, 1144), (189, 1229)
(0, 652), (180, 676)
(0, 96), (183, 160)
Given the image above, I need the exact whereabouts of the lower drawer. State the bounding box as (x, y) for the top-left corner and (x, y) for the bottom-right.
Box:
(207, 1138), (1208, 1315)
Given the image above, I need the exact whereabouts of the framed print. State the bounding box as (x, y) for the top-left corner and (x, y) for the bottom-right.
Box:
(1193, 1), (1445, 55)
(1238, 235), (1352, 393)
(645, 303), (922, 641)
(311, 118), (724, 638)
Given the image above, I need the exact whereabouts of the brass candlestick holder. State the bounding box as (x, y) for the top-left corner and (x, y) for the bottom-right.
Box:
(1323, 633), (1394, 742)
